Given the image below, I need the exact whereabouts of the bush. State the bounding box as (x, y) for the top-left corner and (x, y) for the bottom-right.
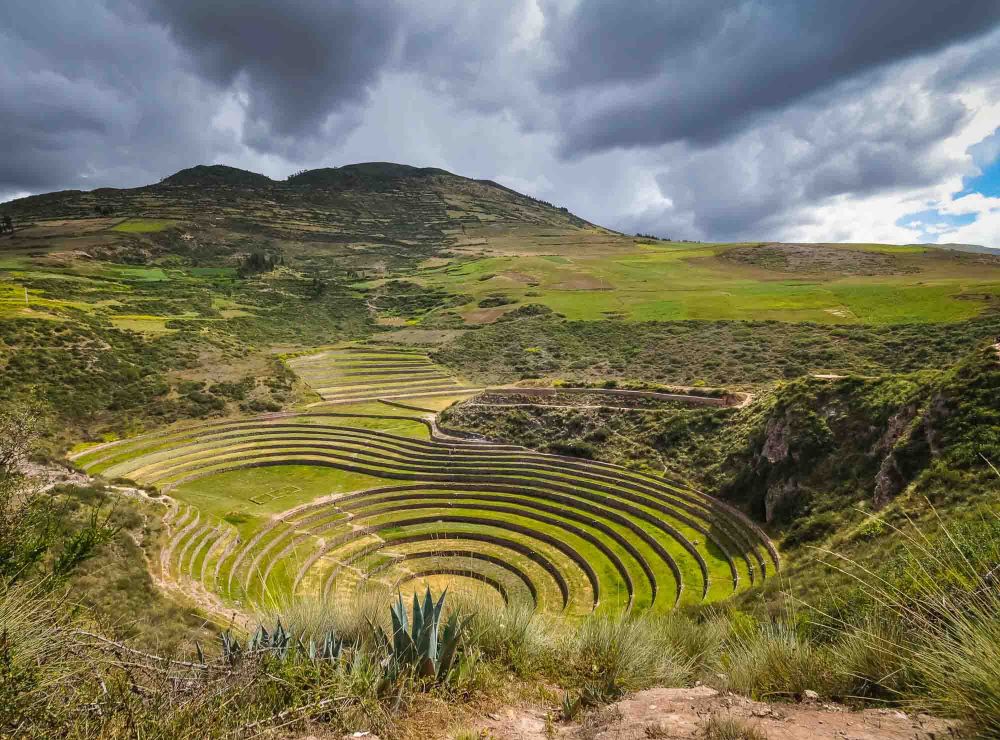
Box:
(822, 513), (1000, 734)
(546, 440), (596, 459)
(701, 713), (768, 740)
(477, 295), (517, 308)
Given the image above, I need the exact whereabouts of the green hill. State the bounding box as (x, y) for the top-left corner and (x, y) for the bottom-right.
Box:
(160, 164), (276, 188)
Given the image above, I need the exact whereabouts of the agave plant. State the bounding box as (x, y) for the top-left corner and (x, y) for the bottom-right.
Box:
(219, 620), (344, 665)
(374, 587), (469, 682)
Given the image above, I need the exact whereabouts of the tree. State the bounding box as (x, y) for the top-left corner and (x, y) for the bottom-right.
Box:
(307, 271), (327, 298)
(237, 250), (279, 278)
(0, 214), (12, 234)
(0, 407), (116, 585)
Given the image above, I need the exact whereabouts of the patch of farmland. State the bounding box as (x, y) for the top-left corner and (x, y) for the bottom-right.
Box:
(72, 411), (778, 617)
(287, 344), (478, 404)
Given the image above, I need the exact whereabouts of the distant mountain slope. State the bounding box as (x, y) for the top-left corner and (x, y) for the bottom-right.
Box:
(917, 242), (1000, 255)
(3, 162), (597, 248)
(160, 164), (275, 188)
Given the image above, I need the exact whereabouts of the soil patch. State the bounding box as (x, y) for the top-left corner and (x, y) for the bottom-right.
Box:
(475, 686), (952, 739)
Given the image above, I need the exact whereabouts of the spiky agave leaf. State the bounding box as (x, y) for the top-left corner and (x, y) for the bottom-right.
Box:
(437, 610), (469, 681)
(321, 631), (343, 662)
(220, 630), (243, 665)
(416, 588), (436, 671)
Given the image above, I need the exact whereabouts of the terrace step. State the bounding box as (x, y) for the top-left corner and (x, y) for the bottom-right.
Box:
(78, 412), (778, 615)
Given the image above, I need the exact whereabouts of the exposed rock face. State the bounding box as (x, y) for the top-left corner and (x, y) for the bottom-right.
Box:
(761, 414), (792, 464)
(873, 404), (918, 456)
(871, 404), (920, 509)
(757, 412), (805, 523)
(873, 455), (908, 508)
(869, 398), (947, 509)
(765, 478), (800, 524)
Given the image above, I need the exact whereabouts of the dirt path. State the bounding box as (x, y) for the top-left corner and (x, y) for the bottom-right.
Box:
(473, 686), (952, 740)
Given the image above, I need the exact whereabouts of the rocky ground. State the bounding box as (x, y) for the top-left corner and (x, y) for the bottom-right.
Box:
(471, 687), (952, 739)
(304, 687), (953, 740)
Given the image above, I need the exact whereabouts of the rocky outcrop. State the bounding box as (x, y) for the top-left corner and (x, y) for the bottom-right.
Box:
(871, 403), (921, 509)
(873, 455), (908, 509)
(761, 414), (791, 464)
(765, 478), (801, 523)
(873, 404), (919, 456)
(754, 411), (819, 523)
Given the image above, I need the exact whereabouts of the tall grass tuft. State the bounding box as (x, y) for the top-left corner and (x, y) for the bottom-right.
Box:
(259, 583), (392, 646)
(451, 595), (558, 676)
(655, 610), (729, 679)
(571, 615), (692, 695)
(818, 506), (1000, 734)
(0, 582), (83, 732)
(721, 619), (831, 700)
(701, 713), (768, 740)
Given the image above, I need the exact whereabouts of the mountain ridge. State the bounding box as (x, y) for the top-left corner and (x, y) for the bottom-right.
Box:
(1, 160), (598, 242)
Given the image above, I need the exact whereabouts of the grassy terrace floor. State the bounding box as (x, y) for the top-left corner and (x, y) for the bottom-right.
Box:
(72, 410), (777, 616)
(286, 344), (477, 404)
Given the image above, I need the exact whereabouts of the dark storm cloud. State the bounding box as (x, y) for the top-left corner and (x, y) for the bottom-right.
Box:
(615, 73), (975, 242)
(141, 0), (403, 152)
(0, 0), (227, 195)
(2, 1), (999, 243)
(544, 0), (1000, 154)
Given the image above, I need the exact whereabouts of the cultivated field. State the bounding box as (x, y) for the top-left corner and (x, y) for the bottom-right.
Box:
(398, 235), (1000, 324)
(72, 408), (778, 616)
(287, 345), (477, 404)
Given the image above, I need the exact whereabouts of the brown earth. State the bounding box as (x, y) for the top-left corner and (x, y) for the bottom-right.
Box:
(472, 687), (953, 740)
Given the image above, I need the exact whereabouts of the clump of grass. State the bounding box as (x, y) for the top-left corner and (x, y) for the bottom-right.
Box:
(452, 595), (558, 677)
(259, 583), (391, 646)
(451, 730), (486, 740)
(700, 713), (768, 740)
(828, 614), (916, 701)
(819, 508), (1000, 735)
(655, 610), (729, 680)
(0, 582), (83, 732)
(571, 615), (692, 695)
(721, 619), (831, 700)
(913, 604), (1000, 737)
(644, 720), (670, 738)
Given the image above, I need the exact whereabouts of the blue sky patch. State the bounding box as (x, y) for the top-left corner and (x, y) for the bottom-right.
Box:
(900, 127), (999, 241)
(955, 156), (1000, 198)
(897, 209), (976, 242)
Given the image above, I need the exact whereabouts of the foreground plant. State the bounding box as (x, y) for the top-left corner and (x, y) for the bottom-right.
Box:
(819, 509), (1000, 735)
(220, 620), (345, 665)
(373, 587), (470, 683)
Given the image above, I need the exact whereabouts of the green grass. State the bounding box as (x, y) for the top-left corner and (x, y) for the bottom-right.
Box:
(188, 267), (238, 278)
(110, 218), (177, 233)
(172, 466), (388, 520)
(412, 243), (1000, 324)
(99, 265), (170, 281)
(287, 344), (472, 402)
(108, 316), (178, 334)
(433, 313), (999, 389)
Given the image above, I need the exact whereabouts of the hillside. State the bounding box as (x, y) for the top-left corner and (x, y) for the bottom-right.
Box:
(1, 163), (999, 738)
(4, 161), (595, 251)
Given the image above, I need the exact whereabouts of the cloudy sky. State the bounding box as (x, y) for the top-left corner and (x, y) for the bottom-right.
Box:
(3, 1), (1000, 246)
